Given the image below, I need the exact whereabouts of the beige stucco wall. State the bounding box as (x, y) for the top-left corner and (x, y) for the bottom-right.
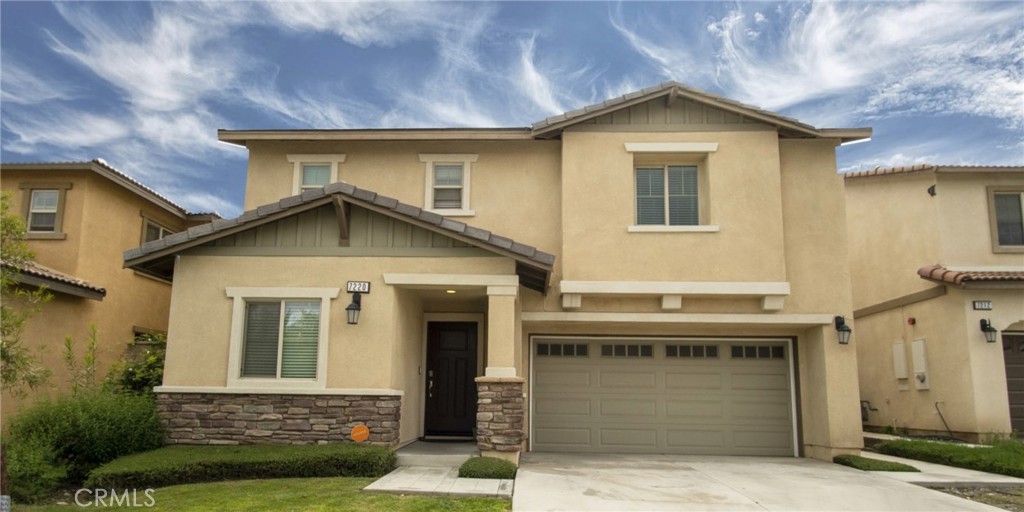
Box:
(855, 288), (1021, 436)
(162, 254), (514, 390)
(1, 169), (195, 425)
(559, 130), (788, 283)
(935, 172), (1024, 266)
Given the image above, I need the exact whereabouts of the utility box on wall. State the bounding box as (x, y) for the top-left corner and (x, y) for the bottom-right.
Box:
(911, 339), (929, 390)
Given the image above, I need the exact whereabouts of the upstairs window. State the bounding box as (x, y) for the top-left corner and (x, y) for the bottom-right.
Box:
(420, 154), (477, 216)
(142, 218), (175, 243)
(19, 182), (71, 239)
(636, 165), (698, 226)
(287, 154), (345, 195)
(28, 190), (59, 232)
(989, 188), (1024, 253)
(300, 164), (331, 191)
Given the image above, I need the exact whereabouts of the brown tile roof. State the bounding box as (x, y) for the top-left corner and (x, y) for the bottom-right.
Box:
(1, 260), (106, 299)
(124, 181), (555, 290)
(0, 159), (220, 218)
(918, 265), (1024, 287)
(530, 81), (871, 142)
(845, 164), (1024, 179)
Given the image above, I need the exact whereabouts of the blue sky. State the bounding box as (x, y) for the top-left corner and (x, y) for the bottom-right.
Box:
(2, 1), (1021, 217)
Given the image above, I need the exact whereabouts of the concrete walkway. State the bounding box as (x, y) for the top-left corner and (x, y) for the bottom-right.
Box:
(513, 453), (1005, 511)
(363, 441), (513, 498)
(862, 451), (1024, 487)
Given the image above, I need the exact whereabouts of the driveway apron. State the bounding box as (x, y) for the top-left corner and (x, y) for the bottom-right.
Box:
(512, 453), (1002, 511)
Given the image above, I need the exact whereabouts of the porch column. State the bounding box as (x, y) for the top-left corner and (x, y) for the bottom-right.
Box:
(476, 285), (525, 464)
(485, 285), (518, 377)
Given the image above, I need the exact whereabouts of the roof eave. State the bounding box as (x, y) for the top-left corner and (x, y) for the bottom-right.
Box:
(14, 272), (106, 301)
(217, 128), (536, 145)
(819, 128), (873, 144)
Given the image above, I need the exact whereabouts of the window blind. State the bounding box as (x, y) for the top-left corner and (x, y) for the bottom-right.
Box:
(302, 164), (331, 188)
(241, 302), (281, 377)
(636, 168), (665, 225)
(280, 301), (320, 378)
(668, 166), (699, 226)
(995, 193), (1024, 245)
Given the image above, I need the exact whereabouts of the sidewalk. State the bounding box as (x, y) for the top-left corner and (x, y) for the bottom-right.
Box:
(861, 451), (1024, 487)
(363, 465), (514, 498)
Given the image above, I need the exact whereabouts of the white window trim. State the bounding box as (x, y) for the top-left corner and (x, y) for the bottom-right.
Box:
(627, 225), (719, 233)
(988, 187), (1024, 253)
(419, 154), (477, 216)
(624, 142), (719, 153)
(141, 216), (175, 243)
(288, 154), (346, 195)
(225, 287), (340, 390)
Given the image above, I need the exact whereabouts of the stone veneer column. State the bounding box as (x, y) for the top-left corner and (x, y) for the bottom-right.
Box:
(155, 393), (401, 446)
(475, 376), (525, 464)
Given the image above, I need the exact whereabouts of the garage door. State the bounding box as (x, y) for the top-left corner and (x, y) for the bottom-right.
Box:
(531, 337), (795, 456)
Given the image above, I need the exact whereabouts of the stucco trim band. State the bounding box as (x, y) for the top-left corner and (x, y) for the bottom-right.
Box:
(155, 386), (405, 396)
(560, 280), (790, 296)
(384, 273), (519, 287)
(624, 142), (719, 153)
(522, 312), (833, 326)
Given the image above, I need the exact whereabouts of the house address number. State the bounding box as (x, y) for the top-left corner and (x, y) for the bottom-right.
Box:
(347, 281), (371, 294)
(973, 301), (992, 311)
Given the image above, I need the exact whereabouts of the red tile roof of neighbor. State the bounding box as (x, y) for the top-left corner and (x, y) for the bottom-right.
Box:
(918, 265), (1024, 286)
(1, 260), (106, 298)
(844, 164), (1024, 179)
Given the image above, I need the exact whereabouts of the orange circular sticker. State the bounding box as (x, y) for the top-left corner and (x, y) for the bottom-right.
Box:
(351, 424), (369, 443)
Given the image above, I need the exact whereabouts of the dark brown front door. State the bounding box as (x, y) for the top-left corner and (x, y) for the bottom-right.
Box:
(1004, 334), (1024, 431)
(424, 322), (478, 437)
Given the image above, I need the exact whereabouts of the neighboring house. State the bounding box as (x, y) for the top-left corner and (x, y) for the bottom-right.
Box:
(845, 164), (1024, 441)
(126, 82), (870, 462)
(0, 160), (215, 424)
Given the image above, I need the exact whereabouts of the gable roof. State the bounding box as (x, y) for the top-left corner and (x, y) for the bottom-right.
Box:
(918, 265), (1024, 288)
(124, 181), (555, 292)
(2, 260), (106, 300)
(844, 164), (1024, 180)
(0, 159), (219, 220)
(530, 81), (871, 142)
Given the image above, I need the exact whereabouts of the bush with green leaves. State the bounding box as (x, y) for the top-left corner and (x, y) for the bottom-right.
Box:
(106, 333), (166, 395)
(4, 438), (68, 503)
(86, 444), (397, 489)
(5, 390), (165, 485)
(458, 456), (518, 479)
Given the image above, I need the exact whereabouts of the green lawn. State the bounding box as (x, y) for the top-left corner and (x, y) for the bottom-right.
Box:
(20, 478), (510, 512)
(875, 439), (1024, 478)
(833, 454), (919, 472)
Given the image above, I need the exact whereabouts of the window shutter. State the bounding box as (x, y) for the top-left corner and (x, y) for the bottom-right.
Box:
(241, 302), (280, 377)
(995, 194), (1024, 245)
(636, 168), (665, 225)
(280, 301), (320, 378)
(668, 166), (699, 226)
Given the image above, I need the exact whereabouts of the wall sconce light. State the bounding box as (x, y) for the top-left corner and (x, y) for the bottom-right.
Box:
(980, 319), (998, 343)
(835, 316), (852, 345)
(346, 293), (362, 325)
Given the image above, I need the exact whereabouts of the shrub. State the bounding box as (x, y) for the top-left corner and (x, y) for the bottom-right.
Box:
(105, 334), (166, 395)
(5, 390), (164, 483)
(86, 444), (396, 489)
(4, 439), (67, 503)
(458, 456), (517, 479)
(833, 454), (919, 472)
(876, 439), (1024, 478)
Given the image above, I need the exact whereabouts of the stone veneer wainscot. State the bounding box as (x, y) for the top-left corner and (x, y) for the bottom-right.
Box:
(474, 377), (525, 453)
(155, 392), (401, 446)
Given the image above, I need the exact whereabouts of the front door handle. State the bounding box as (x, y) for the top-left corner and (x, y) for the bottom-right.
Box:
(428, 378), (434, 398)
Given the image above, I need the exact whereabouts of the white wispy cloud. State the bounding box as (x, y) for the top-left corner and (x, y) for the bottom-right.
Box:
(612, 2), (1024, 128)
(0, 56), (79, 105)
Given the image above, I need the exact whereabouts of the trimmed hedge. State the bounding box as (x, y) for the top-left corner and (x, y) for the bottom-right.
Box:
(876, 439), (1024, 478)
(86, 444), (397, 489)
(458, 456), (517, 479)
(833, 454), (919, 472)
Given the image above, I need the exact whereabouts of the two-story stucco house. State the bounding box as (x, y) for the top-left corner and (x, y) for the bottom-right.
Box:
(127, 82), (872, 462)
(845, 164), (1024, 441)
(0, 160), (215, 424)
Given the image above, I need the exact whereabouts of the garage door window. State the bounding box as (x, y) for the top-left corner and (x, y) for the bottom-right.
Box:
(731, 345), (785, 360)
(666, 344), (719, 358)
(537, 343), (588, 357)
(601, 344), (653, 357)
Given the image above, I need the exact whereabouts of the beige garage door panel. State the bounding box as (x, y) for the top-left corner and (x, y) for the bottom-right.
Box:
(532, 338), (794, 456)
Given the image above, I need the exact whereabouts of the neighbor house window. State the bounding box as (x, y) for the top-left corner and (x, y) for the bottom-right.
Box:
(19, 182), (71, 239)
(420, 154), (477, 216)
(636, 165), (699, 226)
(989, 188), (1024, 253)
(287, 154), (346, 195)
(142, 218), (175, 243)
(226, 287), (340, 388)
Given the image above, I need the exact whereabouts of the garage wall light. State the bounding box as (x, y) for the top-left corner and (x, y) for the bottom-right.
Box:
(980, 319), (998, 343)
(834, 316), (852, 345)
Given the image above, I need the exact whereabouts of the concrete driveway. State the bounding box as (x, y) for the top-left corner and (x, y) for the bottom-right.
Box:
(513, 453), (1001, 511)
